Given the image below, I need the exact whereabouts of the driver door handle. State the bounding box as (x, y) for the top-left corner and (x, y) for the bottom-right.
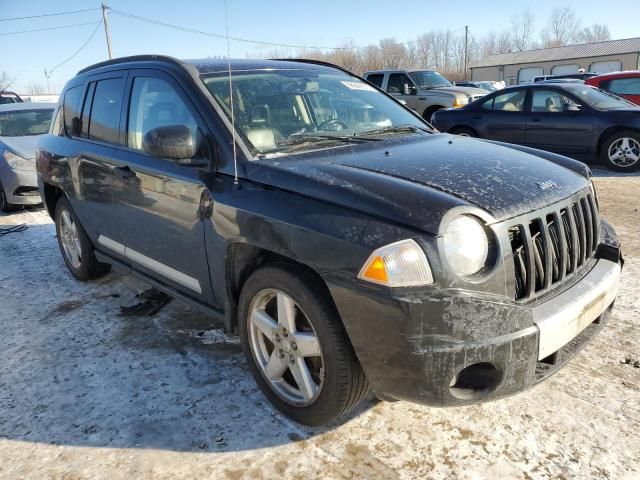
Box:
(114, 165), (137, 180)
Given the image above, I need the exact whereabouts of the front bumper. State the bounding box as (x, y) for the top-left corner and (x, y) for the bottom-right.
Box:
(0, 162), (41, 205)
(326, 226), (622, 406)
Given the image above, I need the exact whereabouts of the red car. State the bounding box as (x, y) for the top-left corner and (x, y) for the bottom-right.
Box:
(586, 71), (640, 105)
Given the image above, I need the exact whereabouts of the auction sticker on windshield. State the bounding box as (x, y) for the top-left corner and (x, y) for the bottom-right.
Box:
(341, 81), (376, 91)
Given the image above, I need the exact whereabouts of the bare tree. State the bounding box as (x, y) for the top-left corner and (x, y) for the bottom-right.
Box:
(378, 38), (408, 69)
(27, 82), (46, 95)
(580, 24), (611, 43)
(0, 72), (16, 91)
(542, 7), (581, 47)
(496, 30), (514, 54)
(511, 9), (535, 51)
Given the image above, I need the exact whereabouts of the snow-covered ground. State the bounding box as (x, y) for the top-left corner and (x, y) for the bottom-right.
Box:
(0, 172), (638, 479)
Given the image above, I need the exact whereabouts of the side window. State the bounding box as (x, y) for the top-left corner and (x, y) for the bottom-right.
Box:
(63, 85), (83, 136)
(481, 97), (495, 110)
(605, 78), (640, 95)
(491, 90), (526, 112)
(80, 82), (96, 138)
(127, 77), (198, 154)
(531, 90), (576, 113)
(50, 105), (64, 136)
(88, 77), (125, 144)
(367, 74), (384, 88)
(387, 73), (412, 94)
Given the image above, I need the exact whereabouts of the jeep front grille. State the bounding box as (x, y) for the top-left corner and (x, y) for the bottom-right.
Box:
(509, 191), (599, 301)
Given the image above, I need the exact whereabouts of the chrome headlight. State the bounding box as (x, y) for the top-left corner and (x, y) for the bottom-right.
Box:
(3, 150), (33, 171)
(443, 216), (489, 276)
(452, 97), (468, 108)
(358, 239), (433, 287)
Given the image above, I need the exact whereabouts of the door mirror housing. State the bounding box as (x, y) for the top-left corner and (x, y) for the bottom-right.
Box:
(143, 124), (197, 163)
(402, 84), (417, 95)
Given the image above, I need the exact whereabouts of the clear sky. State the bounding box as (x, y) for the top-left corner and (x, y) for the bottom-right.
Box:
(1, 0), (639, 93)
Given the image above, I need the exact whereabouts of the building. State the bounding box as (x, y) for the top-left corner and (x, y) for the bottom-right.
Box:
(470, 37), (640, 85)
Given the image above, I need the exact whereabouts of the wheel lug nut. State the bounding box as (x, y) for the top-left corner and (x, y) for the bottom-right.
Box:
(291, 342), (297, 350)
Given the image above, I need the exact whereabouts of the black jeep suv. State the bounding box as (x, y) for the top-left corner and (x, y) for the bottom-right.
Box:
(37, 56), (622, 425)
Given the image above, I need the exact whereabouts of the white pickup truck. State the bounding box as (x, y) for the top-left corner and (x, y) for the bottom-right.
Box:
(363, 69), (488, 122)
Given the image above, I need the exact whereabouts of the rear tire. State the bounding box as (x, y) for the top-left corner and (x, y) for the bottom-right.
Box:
(238, 263), (369, 426)
(55, 197), (110, 281)
(451, 127), (478, 138)
(0, 182), (18, 213)
(423, 106), (444, 124)
(601, 130), (640, 171)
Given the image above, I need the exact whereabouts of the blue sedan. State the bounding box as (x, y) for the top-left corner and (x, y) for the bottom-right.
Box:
(432, 83), (640, 171)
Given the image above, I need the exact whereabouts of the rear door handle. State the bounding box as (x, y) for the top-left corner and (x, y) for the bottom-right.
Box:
(531, 117), (541, 122)
(114, 165), (136, 180)
(471, 115), (482, 120)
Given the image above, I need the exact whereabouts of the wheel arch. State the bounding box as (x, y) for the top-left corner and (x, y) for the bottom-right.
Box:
(423, 105), (446, 119)
(597, 126), (640, 155)
(42, 181), (64, 219)
(450, 125), (479, 136)
(224, 242), (338, 333)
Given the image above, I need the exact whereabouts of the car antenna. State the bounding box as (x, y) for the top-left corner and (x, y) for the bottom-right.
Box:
(224, 0), (239, 186)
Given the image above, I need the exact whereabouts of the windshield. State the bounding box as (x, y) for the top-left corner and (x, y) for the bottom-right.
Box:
(408, 71), (452, 89)
(202, 69), (429, 156)
(565, 85), (638, 111)
(0, 109), (53, 136)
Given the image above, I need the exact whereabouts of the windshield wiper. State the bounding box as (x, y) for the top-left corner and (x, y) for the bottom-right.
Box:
(276, 134), (380, 148)
(356, 125), (430, 137)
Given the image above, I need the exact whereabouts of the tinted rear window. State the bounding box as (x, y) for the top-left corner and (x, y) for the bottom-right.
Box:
(88, 78), (125, 144)
(63, 85), (83, 136)
(367, 74), (384, 88)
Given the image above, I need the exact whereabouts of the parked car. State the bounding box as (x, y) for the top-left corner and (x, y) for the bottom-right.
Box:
(363, 69), (487, 121)
(586, 70), (640, 105)
(0, 91), (23, 104)
(432, 83), (640, 171)
(536, 78), (585, 85)
(455, 80), (500, 91)
(37, 56), (622, 425)
(532, 73), (598, 83)
(0, 102), (55, 212)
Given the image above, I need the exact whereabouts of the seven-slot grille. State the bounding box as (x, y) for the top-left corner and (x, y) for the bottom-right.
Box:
(509, 190), (599, 301)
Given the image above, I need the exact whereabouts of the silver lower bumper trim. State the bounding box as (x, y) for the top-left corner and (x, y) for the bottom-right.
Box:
(533, 260), (620, 360)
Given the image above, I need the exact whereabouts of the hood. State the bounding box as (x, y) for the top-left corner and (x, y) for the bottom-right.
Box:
(0, 135), (43, 159)
(420, 86), (487, 96)
(246, 134), (589, 234)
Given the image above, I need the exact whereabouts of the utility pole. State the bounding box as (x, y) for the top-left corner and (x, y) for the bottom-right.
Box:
(101, 3), (113, 59)
(44, 69), (51, 93)
(464, 25), (469, 79)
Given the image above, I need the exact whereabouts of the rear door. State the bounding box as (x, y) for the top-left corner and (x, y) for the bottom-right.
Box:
(109, 69), (216, 304)
(471, 89), (527, 143)
(63, 72), (128, 251)
(524, 88), (594, 156)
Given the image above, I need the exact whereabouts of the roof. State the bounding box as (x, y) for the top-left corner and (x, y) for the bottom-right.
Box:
(77, 55), (338, 76)
(471, 37), (640, 68)
(0, 102), (56, 112)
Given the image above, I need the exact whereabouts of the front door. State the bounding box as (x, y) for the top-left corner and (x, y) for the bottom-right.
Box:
(109, 70), (217, 305)
(386, 73), (419, 111)
(524, 88), (594, 157)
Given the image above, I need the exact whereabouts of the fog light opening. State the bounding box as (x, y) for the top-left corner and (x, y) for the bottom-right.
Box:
(449, 362), (502, 400)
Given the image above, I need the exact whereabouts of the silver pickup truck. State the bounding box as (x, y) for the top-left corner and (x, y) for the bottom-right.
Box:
(363, 69), (488, 122)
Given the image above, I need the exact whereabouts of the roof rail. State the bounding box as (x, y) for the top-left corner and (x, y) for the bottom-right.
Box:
(270, 58), (357, 76)
(76, 54), (186, 75)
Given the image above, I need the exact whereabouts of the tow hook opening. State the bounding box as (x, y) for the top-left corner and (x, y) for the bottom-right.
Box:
(449, 362), (502, 400)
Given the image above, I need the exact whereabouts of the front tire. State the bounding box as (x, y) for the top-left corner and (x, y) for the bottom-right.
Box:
(601, 131), (640, 171)
(238, 263), (369, 425)
(55, 197), (110, 280)
(0, 182), (17, 213)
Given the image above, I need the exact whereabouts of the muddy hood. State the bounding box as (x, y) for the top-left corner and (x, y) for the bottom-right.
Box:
(247, 134), (590, 234)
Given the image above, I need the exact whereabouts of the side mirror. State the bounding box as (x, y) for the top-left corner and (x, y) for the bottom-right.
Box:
(402, 84), (416, 95)
(143, 124), (197, 163)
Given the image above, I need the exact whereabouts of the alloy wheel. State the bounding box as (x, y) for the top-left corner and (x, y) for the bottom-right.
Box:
(608, 137), (640, 168)
(59, 209), (82, 269)
(248, 289), (324, 406)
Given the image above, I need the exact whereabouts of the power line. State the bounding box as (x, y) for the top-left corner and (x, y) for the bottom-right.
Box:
(0, 7), (100, 22)
(108, 8), (352, 50)
(46, 20), (104, 78)
(0, 21), (100, 36)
